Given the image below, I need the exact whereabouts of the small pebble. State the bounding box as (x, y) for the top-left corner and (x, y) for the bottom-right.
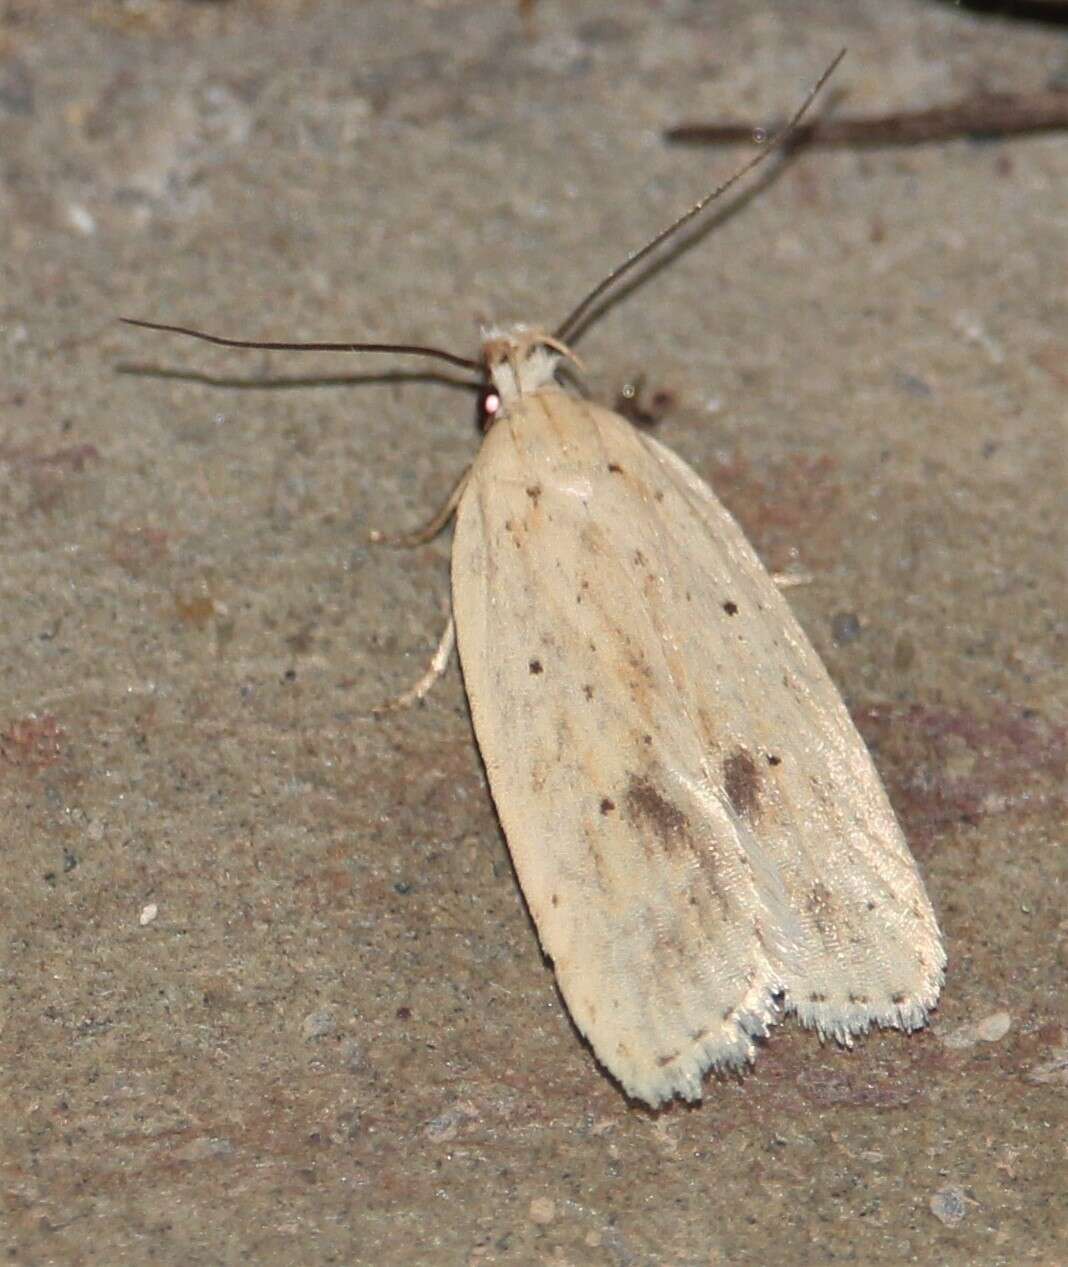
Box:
(974, 1011), (1012, 1043)
(929, 1184), (968, 1227)
(301, 1008), (336, 1041)
(831, 611), (862, 645)
(941, 1010), (1012, 1049)
(529, 1197), (555, 1225)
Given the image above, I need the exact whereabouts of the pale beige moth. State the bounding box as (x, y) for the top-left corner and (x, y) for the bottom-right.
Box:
(123, 53), (945, 1107)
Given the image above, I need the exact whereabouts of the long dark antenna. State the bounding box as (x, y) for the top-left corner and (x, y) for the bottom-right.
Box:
(118, 317), (482, 374)
(553, 49), (846, 345)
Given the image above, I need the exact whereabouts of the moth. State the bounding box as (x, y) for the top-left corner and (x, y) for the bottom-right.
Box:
(123, 52), (945, 1106)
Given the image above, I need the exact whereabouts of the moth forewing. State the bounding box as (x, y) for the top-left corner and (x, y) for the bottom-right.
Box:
(452, 343), (943, 1107)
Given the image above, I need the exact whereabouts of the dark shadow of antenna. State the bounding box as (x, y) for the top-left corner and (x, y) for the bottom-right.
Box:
(113, 363), (479, 395)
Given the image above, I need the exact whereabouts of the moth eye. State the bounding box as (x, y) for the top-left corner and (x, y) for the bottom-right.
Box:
(479, 386), (501, 431)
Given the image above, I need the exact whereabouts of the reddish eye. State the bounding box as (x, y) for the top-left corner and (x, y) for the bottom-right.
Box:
(479, 387), (501, 430)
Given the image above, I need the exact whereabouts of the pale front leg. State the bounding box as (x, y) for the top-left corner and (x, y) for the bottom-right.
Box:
(772, 570), (814, 589)
(373, 613), (456, 714)
(369, 467), (470, 547)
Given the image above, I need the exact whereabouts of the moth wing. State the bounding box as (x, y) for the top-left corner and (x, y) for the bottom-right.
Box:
(452, 390), (944, 1107)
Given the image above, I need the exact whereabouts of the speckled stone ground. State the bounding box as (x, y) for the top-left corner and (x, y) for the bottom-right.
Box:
(1, 2), (1065, 1264)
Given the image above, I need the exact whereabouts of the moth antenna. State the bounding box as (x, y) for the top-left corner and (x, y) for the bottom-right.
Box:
(553, 48), (846, 345)
(119, 317), (482, 375)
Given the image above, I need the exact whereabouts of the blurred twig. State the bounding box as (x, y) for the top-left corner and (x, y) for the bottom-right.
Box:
(665, 90), (1068, 148)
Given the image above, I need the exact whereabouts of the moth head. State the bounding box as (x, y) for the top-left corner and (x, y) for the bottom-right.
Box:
(479, 325), (580, 424)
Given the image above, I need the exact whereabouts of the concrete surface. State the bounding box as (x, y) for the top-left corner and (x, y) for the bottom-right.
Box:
(1, 1), (1065, 1264)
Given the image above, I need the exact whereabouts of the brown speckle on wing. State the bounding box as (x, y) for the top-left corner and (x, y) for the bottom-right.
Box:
(623, 773), (689, 849)
(723, 748), (763, 820)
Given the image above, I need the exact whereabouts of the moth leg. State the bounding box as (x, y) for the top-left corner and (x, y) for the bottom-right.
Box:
(771, 570), (814, 589)
(373, 612), (456, 715)
(369, 467), (470, 547)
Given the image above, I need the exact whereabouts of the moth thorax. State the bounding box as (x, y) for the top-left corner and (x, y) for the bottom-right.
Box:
(481, 325), (567, 412)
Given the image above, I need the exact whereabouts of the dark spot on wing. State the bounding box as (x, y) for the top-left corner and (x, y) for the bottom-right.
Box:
(622, 774), (734, 919)
(807, 881), (833, 936)
(809, 992), (827, 1003)
(656, 1051), (679, 1068)
(624, 774), (688, 849)
(529, 658), (543, 675)
(891, 991), (907, 1005)
(848, 993), (869, 1005)
(551, 892), (559, 907)
(583, 684), (594, 701)
(654, 926), (687, 959)
(723, 748), (762, 820)
(690, 1027), (708, 1042)
(642, 734), (652, 746)
(607, 462), (623, 474)
(600, 797), (615, 815)
(723, 600), (738, 616)
(766, 753), (782, 767)
(525, 484), (542, 504)
(625, 648), (654, 686)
